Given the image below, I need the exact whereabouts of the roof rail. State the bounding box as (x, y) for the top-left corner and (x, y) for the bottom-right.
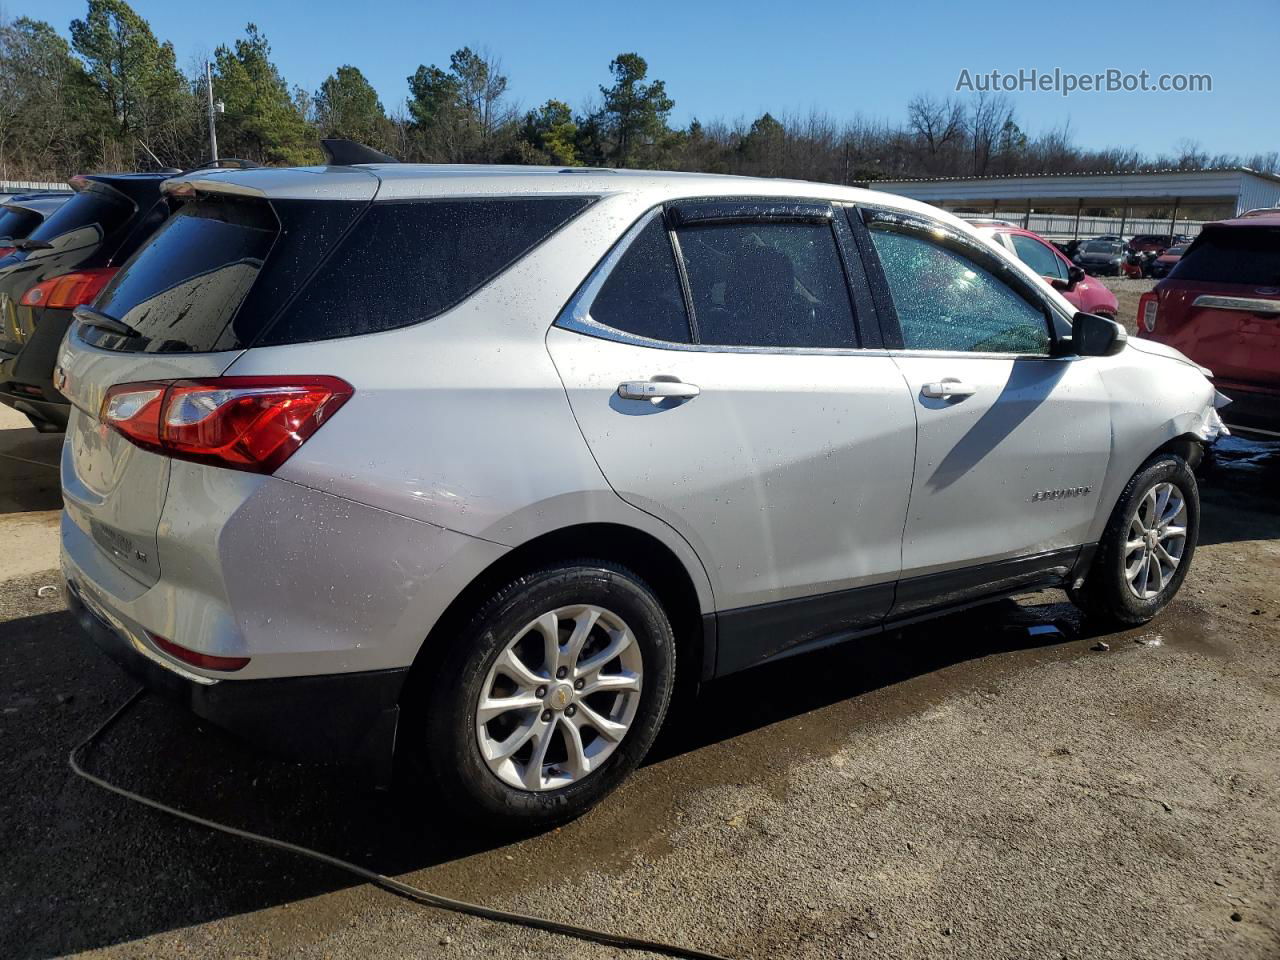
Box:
(320, 139), (398, 165)
(182, 158), (260, 174)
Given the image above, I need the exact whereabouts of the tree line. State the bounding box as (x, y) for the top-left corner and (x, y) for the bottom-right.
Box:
(2, 0), (1275, 184)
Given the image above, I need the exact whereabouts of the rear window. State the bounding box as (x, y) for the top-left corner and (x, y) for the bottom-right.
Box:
(89, 197), (277, 353)
(259, 196), (594, 345)
(26, 188), (134, 248)
(1170, 227), (1280, 286)
(0, 206), (43, 241)
(1084, 241), (1122, 254)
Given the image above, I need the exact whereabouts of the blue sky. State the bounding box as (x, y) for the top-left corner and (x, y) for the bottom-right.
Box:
(26, 0), (1277, 159)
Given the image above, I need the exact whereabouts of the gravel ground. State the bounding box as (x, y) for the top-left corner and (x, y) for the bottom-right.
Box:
(1097, 276), (1157, 332)
(1, 430), (1278, 959)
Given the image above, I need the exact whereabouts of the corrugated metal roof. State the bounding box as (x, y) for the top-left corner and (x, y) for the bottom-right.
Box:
(877, 167), (1280, 186)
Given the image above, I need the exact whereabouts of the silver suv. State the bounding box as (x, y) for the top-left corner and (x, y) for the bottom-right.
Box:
(58, 162), (1226, 827)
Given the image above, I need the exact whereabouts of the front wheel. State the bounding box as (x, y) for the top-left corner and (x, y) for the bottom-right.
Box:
(1070, 453), (1200, 626)
(407, 561), (675, 829)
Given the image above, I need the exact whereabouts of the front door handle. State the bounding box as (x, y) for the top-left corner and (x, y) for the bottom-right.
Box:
(617, 379), (701, 401)
(921, 378), (977, 400)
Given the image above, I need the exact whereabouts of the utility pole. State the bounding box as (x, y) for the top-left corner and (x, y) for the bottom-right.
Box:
(205, 60), (219, 163)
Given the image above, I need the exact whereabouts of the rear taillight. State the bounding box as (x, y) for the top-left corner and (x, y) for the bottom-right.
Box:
(149, 632), (249, 672)
(101, 376), (353, 474)
(1139, 292), (1159, 333)
(20, 268), (117, 309)
(0, 246), (15, 258)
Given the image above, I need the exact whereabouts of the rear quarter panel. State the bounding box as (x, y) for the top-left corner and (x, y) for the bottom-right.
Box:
(235, 190), (717, 613)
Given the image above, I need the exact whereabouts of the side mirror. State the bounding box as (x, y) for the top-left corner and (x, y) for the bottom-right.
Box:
(1070, 311), (1128, 357)
(1051, 265), (1086, 292)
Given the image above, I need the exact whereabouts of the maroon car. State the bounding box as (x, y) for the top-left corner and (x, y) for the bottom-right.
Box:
(1129, 233), (1191, 256)
(1136, 214), (1280, 436)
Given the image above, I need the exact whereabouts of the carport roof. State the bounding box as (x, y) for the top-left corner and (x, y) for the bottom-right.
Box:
(869, 168), (1280, 214)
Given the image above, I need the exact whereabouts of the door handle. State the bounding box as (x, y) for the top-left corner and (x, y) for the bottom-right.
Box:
(921, 379), (977, 400)
(617, 379), (701, 401)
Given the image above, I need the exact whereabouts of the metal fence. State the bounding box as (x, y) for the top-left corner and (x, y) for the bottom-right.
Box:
(1, 179), (69, 193)
(950, 209), (1209, 240)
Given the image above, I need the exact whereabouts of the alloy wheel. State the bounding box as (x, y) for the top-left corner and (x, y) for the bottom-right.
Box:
(475, 604), (643, 791)
(1124, 481), (1187, 600)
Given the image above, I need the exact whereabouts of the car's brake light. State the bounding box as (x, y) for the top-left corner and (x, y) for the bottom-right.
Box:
(20, 268), (118, 309)
(0, 246), (15, 258)
(1139, 292), (1159, 333)
(149, 632), (250, 671)
(101, 375), (353, 473)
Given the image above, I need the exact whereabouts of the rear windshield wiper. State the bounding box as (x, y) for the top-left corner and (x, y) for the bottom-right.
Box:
(72, 305), (141, 338)
(14, 238), (52, 250)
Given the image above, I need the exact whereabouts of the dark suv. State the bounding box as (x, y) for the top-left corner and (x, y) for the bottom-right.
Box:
(0, 173), (172, 431)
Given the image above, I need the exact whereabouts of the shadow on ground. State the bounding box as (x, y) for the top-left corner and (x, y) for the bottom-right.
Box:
(1, 441), (1271, 958)
(1, 577), (1100, 958)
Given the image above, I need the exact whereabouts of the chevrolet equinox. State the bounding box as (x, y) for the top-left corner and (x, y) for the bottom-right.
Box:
(59, 160), (1226, 827)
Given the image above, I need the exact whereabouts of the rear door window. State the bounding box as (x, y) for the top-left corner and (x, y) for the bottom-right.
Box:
(1170, 227), (1280, 286)
(674, 220), (856, 348)
(86, 197), (277, 353)
(260, 196), (593, 345)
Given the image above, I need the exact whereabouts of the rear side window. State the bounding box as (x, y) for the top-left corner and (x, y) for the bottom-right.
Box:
(261, 196), (593, 345)
(589, 217), (690, 343)
(89, 197), (277, 353)
(0, 206), (43, 240)
(26, 189), (133, 249)
(675, 221), (856, 348)
(1170, 227), (1280, 286)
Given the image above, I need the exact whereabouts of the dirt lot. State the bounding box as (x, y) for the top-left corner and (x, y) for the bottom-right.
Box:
(1, 410), (1278, 959)
(1098, 275), (1156, 331)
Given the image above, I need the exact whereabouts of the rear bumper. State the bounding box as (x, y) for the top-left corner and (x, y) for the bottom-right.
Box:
(66, 578), (407, 785)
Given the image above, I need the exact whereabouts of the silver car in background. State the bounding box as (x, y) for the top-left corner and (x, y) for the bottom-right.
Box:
(57, 160), (1225, 826)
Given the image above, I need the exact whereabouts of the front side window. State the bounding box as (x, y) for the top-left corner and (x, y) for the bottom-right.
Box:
(867, 221), (1051, 355)
(1011, 234), (1067, 281)
(675, 220), (856, 348)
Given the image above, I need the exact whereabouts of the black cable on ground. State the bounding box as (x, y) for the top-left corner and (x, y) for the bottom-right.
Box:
(70, 689), (732, 960)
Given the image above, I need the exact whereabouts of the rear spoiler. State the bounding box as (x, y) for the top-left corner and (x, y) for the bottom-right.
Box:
(320, 139), (398, 165)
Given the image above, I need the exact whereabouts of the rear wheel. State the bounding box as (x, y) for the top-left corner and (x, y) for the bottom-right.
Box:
(1070, 453), (1199, 626)
(408, 561), (675, 828)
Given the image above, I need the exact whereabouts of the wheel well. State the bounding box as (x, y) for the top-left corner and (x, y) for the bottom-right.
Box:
(1152, 433), (1205, 470)
(405, 523), (708, 698)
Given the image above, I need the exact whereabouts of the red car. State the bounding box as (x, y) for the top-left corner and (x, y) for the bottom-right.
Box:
(1137, 214), (1280, 436)
(969, 222), (1120, 319)
(1129, 233), (1191, 256)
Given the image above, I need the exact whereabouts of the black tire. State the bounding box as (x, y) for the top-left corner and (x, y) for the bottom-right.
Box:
(406, 561), (675, 830)
(1069, 453), (1200, 626)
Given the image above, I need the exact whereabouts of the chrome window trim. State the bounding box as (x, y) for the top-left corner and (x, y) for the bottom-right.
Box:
(555, 205), (876, 357)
